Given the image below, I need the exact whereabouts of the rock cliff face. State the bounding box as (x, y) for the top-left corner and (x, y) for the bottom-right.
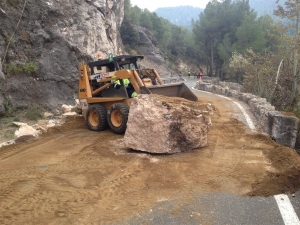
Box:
(0, 0), (124, 115)
(133, 25), (173, 77)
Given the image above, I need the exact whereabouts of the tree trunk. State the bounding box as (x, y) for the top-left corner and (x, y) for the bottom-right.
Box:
(290, 1), (299, 105)
(210, 39), (214, 76)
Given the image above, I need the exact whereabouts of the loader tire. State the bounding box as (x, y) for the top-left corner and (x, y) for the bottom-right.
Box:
(86, 104), (108, 131)
(107, 103), (129, 134)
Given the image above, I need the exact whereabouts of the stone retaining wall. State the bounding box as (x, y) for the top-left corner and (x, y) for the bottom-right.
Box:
(196, 82), (299, 149)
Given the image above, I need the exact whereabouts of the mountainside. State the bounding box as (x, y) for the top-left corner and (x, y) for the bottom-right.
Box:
(155, 6), (203, 29)
(249, 0), (285, 16)
(0, 0), (124, 115)
(154, 0), (287, 29)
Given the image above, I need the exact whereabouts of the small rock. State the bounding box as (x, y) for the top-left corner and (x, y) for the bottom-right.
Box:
(0, 140), (15, 148)
(32, 124), (48, 134)
(43, 112), (54, 119)
(14, 124), (41, 143)
(63, 112), (77, 116)
(75, 99), (81, 109)
(13, 122), (27, 127)
(47, 119), (59, 128)
(61, 104), (74, 113)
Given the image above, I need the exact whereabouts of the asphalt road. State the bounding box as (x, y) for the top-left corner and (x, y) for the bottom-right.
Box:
(114, 78), (300, 225)
(156, 77), (300, 225)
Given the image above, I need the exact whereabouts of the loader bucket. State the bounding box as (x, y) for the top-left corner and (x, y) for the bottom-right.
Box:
(145, 82), (198, 101)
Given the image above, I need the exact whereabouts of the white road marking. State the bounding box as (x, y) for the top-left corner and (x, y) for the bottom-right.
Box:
(214, 94), (256, 131)
(192, 86), (300, 225)
(275, 194), (300, 225)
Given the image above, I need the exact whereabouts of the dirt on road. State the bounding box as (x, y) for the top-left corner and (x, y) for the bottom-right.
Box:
(1, 92), (300, 225)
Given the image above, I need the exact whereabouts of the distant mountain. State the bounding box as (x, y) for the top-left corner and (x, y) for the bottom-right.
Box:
(249, 0), (285, 17)
(155, 6), (203, 29)
(154, 1), (287, 30)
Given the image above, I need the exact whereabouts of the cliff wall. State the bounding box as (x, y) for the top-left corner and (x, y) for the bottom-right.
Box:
(0, 0), (124, 114)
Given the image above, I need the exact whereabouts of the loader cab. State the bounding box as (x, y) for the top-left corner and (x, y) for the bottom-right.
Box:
(88, 55), (144, 74)
(85, 55), (144, 99)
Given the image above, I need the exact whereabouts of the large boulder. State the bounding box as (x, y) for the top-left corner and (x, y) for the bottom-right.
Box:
(124, 94), (212, 154)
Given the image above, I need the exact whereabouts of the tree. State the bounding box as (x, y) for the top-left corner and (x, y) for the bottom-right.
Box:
(150, 13), (164, 41)
(120, 0), (139, 48)
(229, 50), (280, 100)
(233, 13), (267, 54)
(130, 6), (142, 24)
(193, 0), (252, 77)
(139, 9), (153, 30)
(274, 0), (300, 105)
(217, 34), (232, 80)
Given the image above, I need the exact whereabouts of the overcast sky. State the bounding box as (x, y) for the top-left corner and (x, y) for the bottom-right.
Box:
(130, 0), (210, 12)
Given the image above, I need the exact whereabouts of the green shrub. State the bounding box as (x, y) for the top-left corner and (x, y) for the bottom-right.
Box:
(5, 61), (38, 75)
(23, 61), (38, 73)
(25, 106), (43, 121)
(7, 0), (19, 7)
(6, 63), (23, 74)
(4, 129), (15, 139)
(4, 101), (16, 117)
(0, 117), (15, 125)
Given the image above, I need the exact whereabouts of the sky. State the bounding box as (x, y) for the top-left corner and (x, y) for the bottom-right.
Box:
(129, 0), (210, 12)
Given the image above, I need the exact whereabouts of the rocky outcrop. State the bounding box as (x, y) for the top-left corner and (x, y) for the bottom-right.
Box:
(196, 81), (299, 149)
(0, 0), (124, 114)
(0, 61), (5, 115)
(124, 94), (212, 154)
(133, 25), (172, 77)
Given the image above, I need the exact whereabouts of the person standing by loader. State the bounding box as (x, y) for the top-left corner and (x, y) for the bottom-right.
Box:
(199, 71), (203, 82)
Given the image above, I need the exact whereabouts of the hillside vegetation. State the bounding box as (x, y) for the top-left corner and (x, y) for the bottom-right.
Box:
(152, 0), (286, 29)
(121, 0), (300, 115)
(155, 6), (203, 29)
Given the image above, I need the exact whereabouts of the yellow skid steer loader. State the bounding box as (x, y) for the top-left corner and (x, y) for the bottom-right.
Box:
(78, 55), (197, 134)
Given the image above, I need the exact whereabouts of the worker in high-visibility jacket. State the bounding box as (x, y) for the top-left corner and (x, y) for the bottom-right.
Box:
(112, 78), (138, 98)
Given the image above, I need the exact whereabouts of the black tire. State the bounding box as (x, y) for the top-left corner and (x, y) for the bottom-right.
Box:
(86, 104), (108, 131)
(107, 103), (129, 134)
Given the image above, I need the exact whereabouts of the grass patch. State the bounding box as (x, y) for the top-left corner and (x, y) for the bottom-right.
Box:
(7, 0), (19, 7)
(0, 116), (17, 125)
(4, 100), (16, 117)
(25, 106), (43, 121)
(4, 129), (15, 139)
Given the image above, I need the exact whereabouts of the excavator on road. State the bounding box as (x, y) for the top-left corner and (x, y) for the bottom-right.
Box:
(78, 54), (197, 134)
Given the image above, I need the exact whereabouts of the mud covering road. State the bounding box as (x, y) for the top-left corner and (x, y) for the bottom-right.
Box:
(1, 91), (300, 224)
